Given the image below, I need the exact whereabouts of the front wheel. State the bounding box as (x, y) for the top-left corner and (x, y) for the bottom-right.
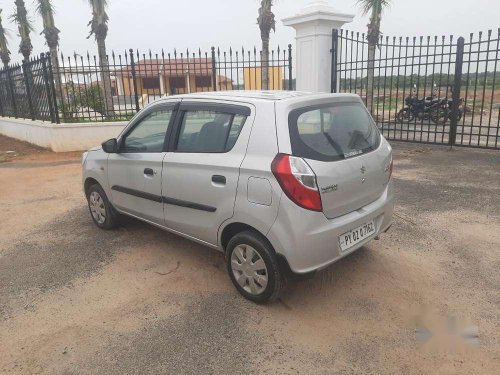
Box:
(86, 183), (119, 229)
(226, 231), (284, 303)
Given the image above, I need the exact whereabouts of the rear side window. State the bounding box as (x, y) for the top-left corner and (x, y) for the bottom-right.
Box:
(176, 110), (247, 153)
(289, 103), (380, 161)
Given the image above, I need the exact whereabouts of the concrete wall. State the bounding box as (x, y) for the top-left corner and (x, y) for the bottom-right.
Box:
(0, 117), (127, 152)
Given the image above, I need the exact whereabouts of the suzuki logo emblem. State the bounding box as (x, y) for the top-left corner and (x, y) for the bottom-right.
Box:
(360, 165), (366, 174)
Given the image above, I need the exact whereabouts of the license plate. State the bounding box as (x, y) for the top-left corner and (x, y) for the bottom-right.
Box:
(339, 220), (376, 252)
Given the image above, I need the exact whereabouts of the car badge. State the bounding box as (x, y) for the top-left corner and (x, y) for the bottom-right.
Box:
(360, 165), (366, 174)
(321, 184), (338, 193)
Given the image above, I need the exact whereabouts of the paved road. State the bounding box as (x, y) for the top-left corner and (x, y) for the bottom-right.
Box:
(0, 137), (499, 374)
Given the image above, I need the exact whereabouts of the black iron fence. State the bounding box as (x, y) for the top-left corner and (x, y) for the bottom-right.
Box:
(332, 29), (500, 149)
(0, 45), (294, 123)
(0, 54), (59, 123)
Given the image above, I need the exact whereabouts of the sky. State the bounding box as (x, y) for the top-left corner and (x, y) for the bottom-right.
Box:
(0, 0), (499, 63)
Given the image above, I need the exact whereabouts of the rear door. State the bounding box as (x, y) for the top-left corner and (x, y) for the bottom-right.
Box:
(162, 101), (253, 245)
(288, 101), (391, 219)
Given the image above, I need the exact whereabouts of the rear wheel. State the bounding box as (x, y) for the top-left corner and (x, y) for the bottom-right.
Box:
(86, 183), (119, 229)
(451, 109), (463, 122)
(396, 108), (414, 122)
(431, 107), (449, 125)
(226, 231), (284, 303)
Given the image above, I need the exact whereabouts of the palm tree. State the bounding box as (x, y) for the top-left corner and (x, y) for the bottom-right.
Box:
(257, 0), (275, 90)
(0, 10), (11, 67)
(12, 0), (33, 61)
(35, 0), (61, 89)
(87, 0), (114, 117)
(358, 0), (391, 114)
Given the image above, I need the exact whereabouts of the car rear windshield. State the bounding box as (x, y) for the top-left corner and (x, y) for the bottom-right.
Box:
(288, 102), (380, 161)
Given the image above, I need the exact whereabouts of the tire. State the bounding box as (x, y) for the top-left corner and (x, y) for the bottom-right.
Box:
(396, 108), (414, 122)
(416, 111), (425, 121)
(446, 109), (463, 122)
(431, 107), (449, 125)
(86, 183), (119, 230)
(226, 231), (284, 303)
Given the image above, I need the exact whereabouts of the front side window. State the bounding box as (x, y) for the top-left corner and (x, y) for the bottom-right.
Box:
(176, 110), (247, 153)
(289, 103), (380, 161)
(121, 109), (172, 153)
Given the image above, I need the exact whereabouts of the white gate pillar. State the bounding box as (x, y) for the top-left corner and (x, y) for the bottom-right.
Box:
(283, 1), (354, 93)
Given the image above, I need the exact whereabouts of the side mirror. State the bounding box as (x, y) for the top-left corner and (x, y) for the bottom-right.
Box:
(102, 138), (118, 153)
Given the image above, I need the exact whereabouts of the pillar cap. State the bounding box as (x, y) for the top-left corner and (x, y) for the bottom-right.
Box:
(282, 1), (354, 27)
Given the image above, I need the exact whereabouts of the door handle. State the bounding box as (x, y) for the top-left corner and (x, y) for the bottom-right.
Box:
(212, 175), (226, 184)
(144, 168), (155, 176)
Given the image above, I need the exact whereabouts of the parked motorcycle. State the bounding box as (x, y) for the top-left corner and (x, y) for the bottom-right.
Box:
(396, 94), (448, 124)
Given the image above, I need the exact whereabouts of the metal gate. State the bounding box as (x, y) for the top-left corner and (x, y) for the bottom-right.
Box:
(0, 53), (59, 123)
(331, 29), (500, 149)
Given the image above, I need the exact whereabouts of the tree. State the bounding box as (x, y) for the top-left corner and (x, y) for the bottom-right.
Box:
(257, 0), (275, 90)
(0, 10), (11, 67)
(358, 0), (391, 114)
(87, 0), (114, 117)
(12, 0), (33, 61)
(35, 0), (61, 90)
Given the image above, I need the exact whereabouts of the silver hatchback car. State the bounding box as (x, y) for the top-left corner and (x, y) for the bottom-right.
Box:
(83, 91), (394, 302)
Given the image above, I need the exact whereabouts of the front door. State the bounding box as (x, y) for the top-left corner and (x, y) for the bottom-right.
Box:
(162, 102), (253, 245)
(107, 102), (177, 224)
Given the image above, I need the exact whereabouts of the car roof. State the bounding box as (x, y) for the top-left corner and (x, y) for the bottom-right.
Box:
(168, 91), (360, 104)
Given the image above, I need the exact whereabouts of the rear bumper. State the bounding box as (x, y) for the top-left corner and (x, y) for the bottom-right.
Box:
(267, 180), (394, 274)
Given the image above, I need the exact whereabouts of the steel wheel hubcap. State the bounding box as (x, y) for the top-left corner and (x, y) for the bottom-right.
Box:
(89, 191), (106, 224)
(231, 244), (268, 295)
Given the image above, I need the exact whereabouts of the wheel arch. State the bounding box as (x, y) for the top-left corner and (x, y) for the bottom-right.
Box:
(84, 177), (100, 196)
(220, 221), (300, 280)
(220, 222), (265, 253)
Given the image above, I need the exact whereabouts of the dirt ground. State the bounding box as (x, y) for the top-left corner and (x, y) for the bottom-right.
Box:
(0, 135), (499, 374)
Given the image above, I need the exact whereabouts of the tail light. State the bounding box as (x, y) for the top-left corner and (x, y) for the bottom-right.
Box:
(271, 154), (322, 212)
